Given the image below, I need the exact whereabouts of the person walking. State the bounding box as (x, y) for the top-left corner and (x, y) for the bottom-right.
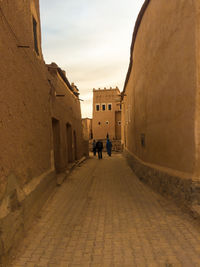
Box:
(106, 139), (112, 157)
(96, 140), (103, 159)
(92, 140), (96, 156)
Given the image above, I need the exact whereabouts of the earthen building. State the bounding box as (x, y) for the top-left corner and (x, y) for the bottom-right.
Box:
(82, 118), (93, 141)
(92, 87), (121, 141)
(122, 0), (200, 205)
(0, 1), (87, 264)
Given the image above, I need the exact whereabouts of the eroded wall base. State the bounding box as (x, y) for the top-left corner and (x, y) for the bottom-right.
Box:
(124, 150), (200, 206)
(0, 171), (56, 266)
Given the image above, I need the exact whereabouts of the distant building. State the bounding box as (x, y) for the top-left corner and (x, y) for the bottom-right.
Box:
(92, 87), (121, 140)
(82, 118), (93, 140)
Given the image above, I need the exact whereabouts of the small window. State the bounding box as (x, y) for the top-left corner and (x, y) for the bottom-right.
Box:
(118, 121), (121, 125)
(108, 104), (112, 111)
(102, 104), (106, 111)
(33, 17), (39, 55)
(96, 104), (100, 111)
(106, 121), (109, 125)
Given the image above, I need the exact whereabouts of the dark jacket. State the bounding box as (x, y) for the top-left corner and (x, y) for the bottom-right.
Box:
(92, 141), (96, 150)
(96, 141), (103, 151)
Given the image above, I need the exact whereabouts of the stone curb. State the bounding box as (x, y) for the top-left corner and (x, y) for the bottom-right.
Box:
(56, 156), (87, 185)
(124, 150), (200, 222)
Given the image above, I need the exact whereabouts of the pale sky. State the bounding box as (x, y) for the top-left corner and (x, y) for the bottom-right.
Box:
(40, 0), (145, 118)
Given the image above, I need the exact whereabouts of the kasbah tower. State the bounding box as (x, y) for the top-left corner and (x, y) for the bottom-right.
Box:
(92, 87), (122, 141)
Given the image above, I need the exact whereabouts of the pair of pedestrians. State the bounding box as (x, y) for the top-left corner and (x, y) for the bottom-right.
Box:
(92, 139), (112, 159)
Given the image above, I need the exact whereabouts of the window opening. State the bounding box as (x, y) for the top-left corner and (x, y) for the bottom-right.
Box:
(33, 17), (39, 55)
(102, 104), (106, 111)
(96, 104), (100, 111)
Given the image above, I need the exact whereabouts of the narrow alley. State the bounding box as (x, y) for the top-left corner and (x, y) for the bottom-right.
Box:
(10, 154), (200, 267)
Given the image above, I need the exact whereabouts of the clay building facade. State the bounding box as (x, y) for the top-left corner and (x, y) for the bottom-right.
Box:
(82, 118), (93, 141)
(47, 63), (86, 171)
(0, 1), (87, 264)
(92, 87), (121, 141)
(122, 0), (200, 203)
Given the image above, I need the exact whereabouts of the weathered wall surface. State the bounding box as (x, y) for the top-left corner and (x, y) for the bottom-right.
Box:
(1, 0), (43, 58)
(82, 118), (92, 141)
(0, 1), (86, 264)
(115, 111), (121, 140)
(0, 0), (52, 199)
(0, 1), (52, 262)
(122, 0), (196, 175)
(47, 64), (85, 171)
(194, 0), (200, 178)
(124, 150), (200, 207)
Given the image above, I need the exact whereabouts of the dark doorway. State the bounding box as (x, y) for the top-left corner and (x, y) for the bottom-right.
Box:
(66, 123), (73, 163)
(73, 130), (78, 161)
(115, 111), (121, 140)
(52, 118), (61, 173)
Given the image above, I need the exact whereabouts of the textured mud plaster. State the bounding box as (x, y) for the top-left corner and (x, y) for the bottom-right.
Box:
(122, 0), (197, 173)
(0, 0), (87, 264)
(122, 0), (200, 204)
(124, 150), (200, 204)
(0, 171), (56, 265)
(47, 62), (86, 171)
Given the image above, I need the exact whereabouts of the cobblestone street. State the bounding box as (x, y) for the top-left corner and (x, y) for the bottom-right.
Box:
(10, 153), (200, 267)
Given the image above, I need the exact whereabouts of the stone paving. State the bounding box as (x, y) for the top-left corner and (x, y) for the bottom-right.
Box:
(10, 153), (200, 267)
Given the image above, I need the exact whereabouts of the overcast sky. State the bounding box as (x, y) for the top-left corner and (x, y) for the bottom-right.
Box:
(40, 0), (144, 118)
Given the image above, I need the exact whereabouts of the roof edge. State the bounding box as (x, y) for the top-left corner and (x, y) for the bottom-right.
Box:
(122, 0), (151, 97)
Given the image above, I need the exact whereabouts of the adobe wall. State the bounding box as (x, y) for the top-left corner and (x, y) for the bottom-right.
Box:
(47, 65), (85, 170)
(115, 111), (121, 140)
(124, 150), (200, 206)
(0, 2), (53, 263)
(0, 0), (52, 200)
(194, 0), (200, 178)
(123, 0), (196, 175)
(82, 118), (92, 141)
(1, 0), (43, 58)
(0, 1), (86, 264)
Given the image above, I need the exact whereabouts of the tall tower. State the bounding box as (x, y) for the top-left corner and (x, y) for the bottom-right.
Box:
(92, 87), (121, 140)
